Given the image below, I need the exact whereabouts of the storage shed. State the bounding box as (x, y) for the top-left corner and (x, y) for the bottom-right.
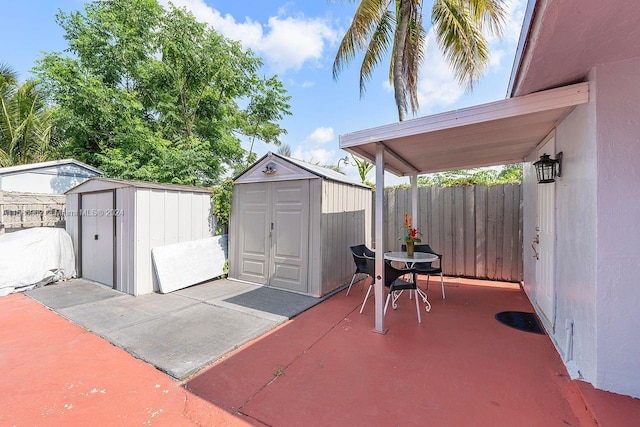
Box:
(65, 177), (213, 295)
(229, 152), (372, 297)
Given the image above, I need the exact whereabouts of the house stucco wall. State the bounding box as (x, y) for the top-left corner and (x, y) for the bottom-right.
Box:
(524, 57), (640, 398)
(593, 56), (640, 397)
(553, 80), (598, 385)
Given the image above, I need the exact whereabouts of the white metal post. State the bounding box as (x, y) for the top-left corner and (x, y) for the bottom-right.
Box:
(411, 173), (418, 230)
(374, 143), (386, 333)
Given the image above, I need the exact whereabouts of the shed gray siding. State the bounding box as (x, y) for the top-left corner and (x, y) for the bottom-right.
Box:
(320, 180), (372, 295)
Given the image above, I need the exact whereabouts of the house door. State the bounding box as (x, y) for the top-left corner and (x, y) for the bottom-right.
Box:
(81, 191), (115, 288)
(236, 181), (309, 293)
(534, 137), (556, 329)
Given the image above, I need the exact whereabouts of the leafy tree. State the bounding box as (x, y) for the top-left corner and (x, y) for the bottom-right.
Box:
(242, 75), (291, 164)
(333, 0), (506, 121)
(0, 65), (55, 166)
(417, 163), (522, 187)
(35, 0), (291, 185)
(212, 178), (234, 235)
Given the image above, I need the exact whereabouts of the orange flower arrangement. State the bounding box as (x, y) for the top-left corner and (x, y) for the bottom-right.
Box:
(398, 213), (421, 243)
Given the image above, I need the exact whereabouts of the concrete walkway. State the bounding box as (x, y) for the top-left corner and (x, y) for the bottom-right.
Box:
(25, 278), (324, 380)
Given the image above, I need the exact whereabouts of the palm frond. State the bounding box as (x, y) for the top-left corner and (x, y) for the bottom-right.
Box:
(359, 9), (395, 96)
(333, 0), (391, 80)
(432, 0), (489, 90)
(466, 0), (506, 37)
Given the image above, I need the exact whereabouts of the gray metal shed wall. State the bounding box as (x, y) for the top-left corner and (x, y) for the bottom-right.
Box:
(132, 189), (212, 295)
(67, 184), (213, 295)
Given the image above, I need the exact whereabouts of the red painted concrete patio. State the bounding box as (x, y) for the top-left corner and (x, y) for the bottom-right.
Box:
(2, 277), (639, 426)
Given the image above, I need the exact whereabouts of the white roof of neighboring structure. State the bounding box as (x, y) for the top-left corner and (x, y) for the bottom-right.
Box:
(0, 158), (102, 176)
(65, 177), (212, 194)
(340, 82), (588, 176)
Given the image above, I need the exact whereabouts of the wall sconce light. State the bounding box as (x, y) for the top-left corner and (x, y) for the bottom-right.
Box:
(533, 152), (563, 184)
(262, 162), (277, 175)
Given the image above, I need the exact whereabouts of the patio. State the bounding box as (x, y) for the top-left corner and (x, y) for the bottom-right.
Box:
(2, 277), (639, 425)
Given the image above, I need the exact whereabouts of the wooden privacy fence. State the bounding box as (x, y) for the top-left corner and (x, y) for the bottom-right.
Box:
(380, 184), (523, 282)
(0, 191), (66, 233)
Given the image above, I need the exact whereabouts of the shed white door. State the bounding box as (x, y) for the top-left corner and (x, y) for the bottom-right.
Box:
(269, 181), (309, 292)
(81, 191), (114, 287)
(237, 183), (271, 283)
(535, 138), (556, 329)
(236, 180), (309, 293)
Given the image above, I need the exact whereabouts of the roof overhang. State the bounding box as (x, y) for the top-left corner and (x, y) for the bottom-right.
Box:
(509, 0), (640, 97)
(339, 82), (589, 176)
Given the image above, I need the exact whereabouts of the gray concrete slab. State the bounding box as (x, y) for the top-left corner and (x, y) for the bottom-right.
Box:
(26, 278), (327, 380)
(174, 279), (255, 301)
(26, 279), (121, 309)
(57, 292), (198, 334)
(108, 303), (278, 379)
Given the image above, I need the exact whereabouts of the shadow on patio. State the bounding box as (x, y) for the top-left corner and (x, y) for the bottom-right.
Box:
(186, 277), (640, 427)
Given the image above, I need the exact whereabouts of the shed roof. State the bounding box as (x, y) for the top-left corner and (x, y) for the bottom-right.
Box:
(235, 152), (370, 189)
(0, 159), (102, 176)
(65, 177), (212, 194)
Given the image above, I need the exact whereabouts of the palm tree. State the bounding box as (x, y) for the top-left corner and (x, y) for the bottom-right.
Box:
(333, 0), (506, 121)
(0, 65), (54, 166)
(277, 143), (292, 157)
(351, 154), (373, 183)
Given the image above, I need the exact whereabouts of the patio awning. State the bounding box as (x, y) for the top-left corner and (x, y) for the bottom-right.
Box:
(338, 81), (589, 333)
(339, 82), (589, 176)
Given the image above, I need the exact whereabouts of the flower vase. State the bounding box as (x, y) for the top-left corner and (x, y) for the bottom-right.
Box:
(406, 241), (414, 257)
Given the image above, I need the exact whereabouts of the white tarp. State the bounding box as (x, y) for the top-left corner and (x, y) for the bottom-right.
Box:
(0, 228), (76, 296)
(152, 235), (228, 294)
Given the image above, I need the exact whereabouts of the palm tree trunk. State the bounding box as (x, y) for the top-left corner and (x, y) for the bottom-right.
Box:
(393, 0), (411, 122)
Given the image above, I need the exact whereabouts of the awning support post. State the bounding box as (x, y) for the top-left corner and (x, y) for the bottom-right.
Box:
(374, 143), (386, 333)
(411, 173), (418, 228)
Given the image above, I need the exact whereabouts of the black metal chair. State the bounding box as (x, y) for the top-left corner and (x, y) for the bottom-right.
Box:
(361, 256), (425, 323)
(402, 243), (445, 299)
(346, 244), (375, 296)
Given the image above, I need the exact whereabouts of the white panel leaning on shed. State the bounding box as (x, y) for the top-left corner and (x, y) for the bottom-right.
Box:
(229, 152), (372, 298)
(65, 177), (217, 296)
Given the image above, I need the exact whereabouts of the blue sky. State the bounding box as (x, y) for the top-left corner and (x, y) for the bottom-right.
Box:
(1, 0), (525, 185)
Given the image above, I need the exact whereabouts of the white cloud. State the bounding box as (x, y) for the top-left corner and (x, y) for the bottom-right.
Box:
(501, 0), (527, 45)
(413, 33), (466, 113)
(293, 147), (336, 166)
(259, 16), (337, 73)
(305, 127), (334, 145)
(290, 127), (336, 164)
(158, 0), (337, 73)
